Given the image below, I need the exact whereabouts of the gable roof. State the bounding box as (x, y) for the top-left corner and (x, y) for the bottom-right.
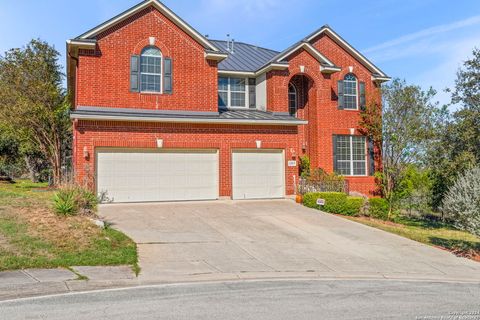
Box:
(305, 25), (389, 78)
(210, 40), (279, 72)
(74, 0), (220, 52)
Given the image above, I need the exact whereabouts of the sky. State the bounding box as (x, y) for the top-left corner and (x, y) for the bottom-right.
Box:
(1, 0), (479, 107)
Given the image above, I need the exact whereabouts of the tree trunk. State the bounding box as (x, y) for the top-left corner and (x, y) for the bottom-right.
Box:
(24, 156), (37, 182)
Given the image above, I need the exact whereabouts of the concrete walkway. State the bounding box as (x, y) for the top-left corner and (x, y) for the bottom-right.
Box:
(100, 200), (480, 283)
(0, 267), (136, 300)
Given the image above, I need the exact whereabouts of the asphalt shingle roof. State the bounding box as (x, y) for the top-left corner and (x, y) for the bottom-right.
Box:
(210, 40), (279, 72)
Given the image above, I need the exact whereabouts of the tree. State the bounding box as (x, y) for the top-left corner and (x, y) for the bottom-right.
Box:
(0, 39), (71, 185)
(428, 48), (480, 208)
(359, 79), (444, 219)
(442, 166), (480, 237)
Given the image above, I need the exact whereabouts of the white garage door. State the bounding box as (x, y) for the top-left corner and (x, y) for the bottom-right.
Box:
(232, 150), (285, 200)
(96, 149), (219, 203)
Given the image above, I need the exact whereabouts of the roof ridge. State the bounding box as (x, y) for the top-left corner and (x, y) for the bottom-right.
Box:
(209, 39), (280, 54)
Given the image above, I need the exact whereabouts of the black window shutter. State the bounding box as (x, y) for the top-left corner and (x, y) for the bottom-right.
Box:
(368, 138), (375, 176)
(130, 55), (140, 92)
(164, 58), (172, 94)
(333, 135), (338, 173)
(359, 82), (366, 111)
(337, 80), (344, 110)
(248, 78), (256, 108)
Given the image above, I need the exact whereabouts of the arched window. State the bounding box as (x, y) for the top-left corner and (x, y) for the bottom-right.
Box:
(343, 73), (358, 109)
(140, 46), (162, 92)
(288, 83), (298, 116)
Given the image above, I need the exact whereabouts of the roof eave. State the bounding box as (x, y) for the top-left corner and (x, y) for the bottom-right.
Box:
(70, 113), (308, 126)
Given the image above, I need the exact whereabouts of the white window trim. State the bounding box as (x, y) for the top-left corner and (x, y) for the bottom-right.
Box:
(288, 83), (298, 116)
(337, 135), (368, 177)
(218, 77), (249, 109)
(140, 50), (163, 94)
(343, 75), (359, 110)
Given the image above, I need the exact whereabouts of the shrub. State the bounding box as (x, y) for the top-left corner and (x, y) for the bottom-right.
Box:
(442, 167), (480, 237)
(53, 188), (77, 216)
(303, 192), (364, 216)
(53, 185), (98, 216)
(368, 198), (389, 220)
(345, 197), (366, 216)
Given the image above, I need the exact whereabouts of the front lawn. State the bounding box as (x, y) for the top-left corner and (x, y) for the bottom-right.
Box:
(0, 180), (137, 271)
(344, 215), (480, 261)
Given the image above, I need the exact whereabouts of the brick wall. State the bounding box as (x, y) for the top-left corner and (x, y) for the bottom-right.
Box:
(74, 121), (300, 197)
(76, 6), (218, 112)
(266, 33), (382, 196)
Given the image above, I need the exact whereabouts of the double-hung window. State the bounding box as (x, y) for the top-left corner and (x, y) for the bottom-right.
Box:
(343, 74), (358, 110)
(140, 46), (162, 92)
(218, 77), (248, 108)
(334, 135), (367, 176)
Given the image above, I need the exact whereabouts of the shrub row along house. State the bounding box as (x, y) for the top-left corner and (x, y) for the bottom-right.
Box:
(67, 0), (390, 203)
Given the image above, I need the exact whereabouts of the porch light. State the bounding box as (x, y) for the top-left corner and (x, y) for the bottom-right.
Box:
(350, 128), (355, 135)
(157, 139), (164, 148)
(83, 146), (89, 159)
(256, 140), (262, 149)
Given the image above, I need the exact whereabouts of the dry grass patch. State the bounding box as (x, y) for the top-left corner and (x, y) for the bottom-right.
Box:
(0, 180), (137, 271)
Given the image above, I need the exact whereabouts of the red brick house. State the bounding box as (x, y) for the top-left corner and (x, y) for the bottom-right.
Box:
(67, 0), (389, 203)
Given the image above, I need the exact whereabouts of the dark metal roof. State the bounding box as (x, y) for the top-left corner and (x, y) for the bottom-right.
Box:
(71, 106), (307, 125)
(210, 40), (279, 72)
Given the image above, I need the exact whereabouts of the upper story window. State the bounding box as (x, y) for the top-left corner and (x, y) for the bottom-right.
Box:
(343, 73), (358, 110)
(337, 73), (365, 111)
(218, 77), (249, 108)
(334, 135), (367, 176)
(140, 46), (162, 92)
(288, 83), (297, 116)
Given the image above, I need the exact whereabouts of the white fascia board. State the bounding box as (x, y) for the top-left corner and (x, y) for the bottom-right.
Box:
(205, 52), (229, 61)
(78, 0), (219, 52)
(70, 113), (308, 126)
(218, 70), (256, 77)
(307, 27), (387, 77)
(372, 75), (391, 83)
(66, 39), (97, 49)
(255, 63), (289, 76)
(275, 42), (334, 67)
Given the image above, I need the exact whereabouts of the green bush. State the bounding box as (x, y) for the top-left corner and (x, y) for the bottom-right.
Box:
(303, 192), (365, 216)
(368, 198), (389, 220)
(53, 188), (77, 216)
(345, 197), (365, 216)
(53, 185), (98, 216)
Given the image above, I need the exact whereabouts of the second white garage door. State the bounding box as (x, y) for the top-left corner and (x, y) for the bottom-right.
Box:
(96, 149), (219, 203)
(232, 150), (285, 200)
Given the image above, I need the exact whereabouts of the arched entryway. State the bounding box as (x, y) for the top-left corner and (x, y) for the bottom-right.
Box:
(288, 74), (317, 169)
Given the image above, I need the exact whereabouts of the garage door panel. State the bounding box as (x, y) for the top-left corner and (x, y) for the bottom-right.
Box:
(232, 150), (285, 200)
(97, 149), (219, 203)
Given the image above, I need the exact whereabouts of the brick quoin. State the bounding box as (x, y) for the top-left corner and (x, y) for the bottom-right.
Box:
(72, 3), (384, 198)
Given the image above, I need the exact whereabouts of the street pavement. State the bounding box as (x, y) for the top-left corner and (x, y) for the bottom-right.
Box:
(1, 279), (479, 320)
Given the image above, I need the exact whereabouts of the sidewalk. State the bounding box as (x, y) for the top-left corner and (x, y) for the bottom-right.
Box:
(0, 266), (137, 301)
(2, 265), (480, 302)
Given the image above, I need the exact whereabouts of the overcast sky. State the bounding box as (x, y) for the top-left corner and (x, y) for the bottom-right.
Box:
(1, 0), (479, 107)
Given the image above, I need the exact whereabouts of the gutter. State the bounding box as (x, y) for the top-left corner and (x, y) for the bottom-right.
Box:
(70, 113), (308, 126)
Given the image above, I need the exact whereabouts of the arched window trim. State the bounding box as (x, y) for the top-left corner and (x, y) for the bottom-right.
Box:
(288, 83), (298, 116)
(343, 73), (358, 110)
(140, 46), (162, 93)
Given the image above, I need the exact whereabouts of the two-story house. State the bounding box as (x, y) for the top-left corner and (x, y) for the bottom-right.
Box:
(67, 0), (389, 203)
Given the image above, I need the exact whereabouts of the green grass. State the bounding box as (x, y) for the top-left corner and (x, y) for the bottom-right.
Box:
(345, 215), (480, 258)
(0, 180), (137, 271)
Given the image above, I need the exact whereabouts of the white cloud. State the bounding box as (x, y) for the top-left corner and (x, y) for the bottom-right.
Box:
(364, 15), (480, 55)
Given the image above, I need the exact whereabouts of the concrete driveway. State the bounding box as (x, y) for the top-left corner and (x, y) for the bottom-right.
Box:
(100, 200), (480, 282)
